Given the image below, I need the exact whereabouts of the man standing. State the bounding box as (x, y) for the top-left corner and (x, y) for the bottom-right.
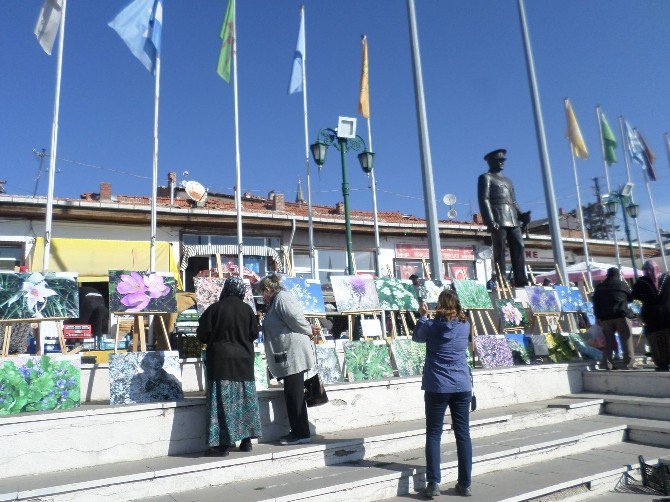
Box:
(593, 268), (636, 370)
(477, 149), (530, 287)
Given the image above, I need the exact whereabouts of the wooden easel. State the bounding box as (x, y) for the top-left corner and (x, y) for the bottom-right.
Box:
(467, 309), (498, 337)
(343, 310), (384, 340)
(1, 319), (80, 357)
(530, 312), (560, 334)
(113, 312), (171, 353)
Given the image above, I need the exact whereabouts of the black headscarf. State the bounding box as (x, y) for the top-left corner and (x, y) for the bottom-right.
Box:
(219, 276), (247, 301)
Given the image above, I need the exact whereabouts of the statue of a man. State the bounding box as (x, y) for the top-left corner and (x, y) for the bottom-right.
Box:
(477, 149), (530, 287)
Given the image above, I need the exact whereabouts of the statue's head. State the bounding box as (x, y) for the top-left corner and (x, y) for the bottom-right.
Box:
(484, 149), (506, 172)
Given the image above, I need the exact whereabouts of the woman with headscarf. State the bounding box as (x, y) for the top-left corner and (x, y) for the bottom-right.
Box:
(632, 260), (670, 371)
(197, 277), (262, 456)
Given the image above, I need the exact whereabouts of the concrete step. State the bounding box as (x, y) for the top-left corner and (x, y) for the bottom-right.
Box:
(582, 369), (670, 398)
(1, 414), (629, 502)
(562, 392), (670, 421)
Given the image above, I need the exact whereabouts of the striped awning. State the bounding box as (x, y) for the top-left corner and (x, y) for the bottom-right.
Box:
(179, 244), (282, 272)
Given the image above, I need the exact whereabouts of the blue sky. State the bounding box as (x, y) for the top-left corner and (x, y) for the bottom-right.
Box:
(2, 0), (670, 242)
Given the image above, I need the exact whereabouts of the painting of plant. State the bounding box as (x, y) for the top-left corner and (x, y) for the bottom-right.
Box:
(475, 335), (514, 368)
(374, 279), (419, 311)
(331, 276), (380, 312)
(109, 271), (177, 313)
(525, 286), (561, 313)
(391, 338), (426, 377)
(504, 334), (534, 365)
(554, 286), (585, 312)
(453, 280), (493, 310)
(495, 299), (528, 329)
(194, 277), (225, 315)
(283, 277), (326, 314)
(467, 347), (473, 369)
(306, 345), (343, 384)
(0, 354), (80, 415)
(417, 280), (445, 308)
(342, 341), (393, 381)
(254, 351), (268, 391)
(545, 333), (579, 363)
(109, 351), (183, 405)
(569, 333), (602, 361)
(0, 272), (79, 321)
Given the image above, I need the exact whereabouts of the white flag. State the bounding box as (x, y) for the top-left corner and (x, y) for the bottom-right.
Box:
(34, 0), (64, 55)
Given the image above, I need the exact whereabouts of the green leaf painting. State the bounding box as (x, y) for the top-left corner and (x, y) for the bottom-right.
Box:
(545, 333), (579, 363)
(343, 341), (393, 382)
(453, 280), (493, 310)
(495, 299), (528, 328)
(0, 354), (81, 415)
(391, 338), (425, 377)
(374, 279), (419, 311)
(0, 272), (79, 321)
(254, 352), (268, 391)
(306, 345), (343, 384)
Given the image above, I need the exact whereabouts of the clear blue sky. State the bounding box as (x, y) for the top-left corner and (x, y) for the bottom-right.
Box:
(2, 0), (670, 242)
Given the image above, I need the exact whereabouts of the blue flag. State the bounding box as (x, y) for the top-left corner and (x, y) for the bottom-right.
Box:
(109, 0), (163, 74)
(624, 119), (646, 167)
(636, 130), (658, 182)
(288, 8), (305, 94)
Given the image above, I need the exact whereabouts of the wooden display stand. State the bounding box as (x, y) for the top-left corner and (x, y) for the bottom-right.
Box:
(341, 310), (384, 340)
(113, 313), (171, 353)
(389, 310), (416, 338)
(529, 312), (560, 334)
(1, 319), (80, 357)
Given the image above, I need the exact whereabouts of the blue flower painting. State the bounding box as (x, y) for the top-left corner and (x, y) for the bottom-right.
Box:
(475, 335), (514, 368)
(554, 286), (585, 312)
(525, 286), (561, 313)
(283, 277), (326, 314)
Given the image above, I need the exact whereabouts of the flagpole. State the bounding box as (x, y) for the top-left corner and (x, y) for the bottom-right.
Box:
(149, 54), (160, 273)
(596, 106), (622, 270)
(641, 164), (668, 271)
(618, 115), (645, 263)
(42, 0), (67, 271)
(300, 5), (316, 279)
(565, 100), (592, 287)
(232, 0), (244, 274)
(517, 0), (568, 285)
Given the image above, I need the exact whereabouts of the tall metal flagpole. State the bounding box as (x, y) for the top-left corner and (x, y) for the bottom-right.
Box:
(232, 0), (244, 273)
(149, 54), (160, 273)
(517, 0), (568, 284)
(565, 100), (592, 287)
(596, 106), (621, 269)
(640, 163), (668, 270)
(43, 0), (67, 271)
(407, 0), (444, 280)
(300, 6), (316, 279)
(619, 115), (644, 263)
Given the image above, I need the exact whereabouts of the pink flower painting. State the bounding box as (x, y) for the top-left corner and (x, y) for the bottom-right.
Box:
(109, 271), (177, 313)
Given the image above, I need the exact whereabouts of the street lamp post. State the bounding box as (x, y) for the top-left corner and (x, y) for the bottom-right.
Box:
(310, 122), (374, 276)
(605, 185), (640, 279)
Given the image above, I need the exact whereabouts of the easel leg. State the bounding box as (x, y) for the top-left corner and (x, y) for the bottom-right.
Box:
(1, 325), (11, 357)
(390, 314), (398, 338)
(114, 319), (121, 353)
(57, 321), (67, 354)
(484, 311), (497, 334)
(348, 315), (353, 341)
(157, 315), (171, 351)
(138, 315), (147, 352)
(400, 313), (410, 337)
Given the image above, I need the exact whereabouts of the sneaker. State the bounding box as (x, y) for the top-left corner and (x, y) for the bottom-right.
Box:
(279, 434), (311, 445)
(239, 438), (253, 452)
(455, 483), (472, 497)
(422, 482), (440, 498)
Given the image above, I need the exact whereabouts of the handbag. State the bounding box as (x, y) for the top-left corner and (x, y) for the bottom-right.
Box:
(304, 373), (328, 407)
(469, 367), (477, 412)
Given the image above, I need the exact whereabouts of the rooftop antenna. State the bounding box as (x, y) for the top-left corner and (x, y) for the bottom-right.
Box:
(32, 148), (47, 197)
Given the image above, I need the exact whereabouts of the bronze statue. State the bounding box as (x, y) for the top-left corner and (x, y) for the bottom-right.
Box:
(477, 149), (531, 287)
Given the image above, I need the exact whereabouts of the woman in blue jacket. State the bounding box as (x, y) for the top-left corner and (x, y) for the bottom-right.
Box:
(413, 289), (472, 498)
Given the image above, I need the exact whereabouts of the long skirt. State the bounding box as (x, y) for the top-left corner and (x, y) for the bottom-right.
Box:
(207, 379), (262, 447)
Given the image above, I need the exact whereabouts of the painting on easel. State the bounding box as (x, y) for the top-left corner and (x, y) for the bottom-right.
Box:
(374, 278), (419, 311)
(331, 276), (380, 312)
(524, 286), (560, 313)
(453, 280), (493, 310)
(554, 286), (585, 313)
(108, 271), (177, 313)
(417, 279), (445, 308)
(283, 277), (326, 315)
(495, 299), (528, 329)
(194, 277), (257, 315)
(0, 272), (79, 321)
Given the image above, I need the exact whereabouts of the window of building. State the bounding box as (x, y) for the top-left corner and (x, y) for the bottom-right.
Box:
(394, 259), (425, 280)
(0, 244), (23, 271)
(316, 249), (375, 284)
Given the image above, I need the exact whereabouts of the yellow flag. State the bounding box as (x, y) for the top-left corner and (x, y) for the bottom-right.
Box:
(565, 99), (588, 159)
(358, 35), (370, 118)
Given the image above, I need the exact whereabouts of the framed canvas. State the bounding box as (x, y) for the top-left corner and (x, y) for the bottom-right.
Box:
(193, 276), (256, 315)
(475, 335), (514, 368)
(545, 333), (579, 363)
(283, 277), (326, 315)
(554, 286), (585, 313)
(374, 278), (419, 311)
(0, 272), (79, 321)
(417, 280), (445, 307)
(504, 334), (534, 365)
(109, 351), (183, 405)
(254, 351), (268, 391)
(306, 343), (344, 384)
(524, 286), (561, 314)
(0, 354), (80, 415)
(361, 318), (384, 339)
(453, 280), (493, 310)
(342, 341), (393, 381)
(108, 271), (177, 313)
(495, 299), (528, 329)
(331, 276), (380, 312)
(391, 338), (426, 377)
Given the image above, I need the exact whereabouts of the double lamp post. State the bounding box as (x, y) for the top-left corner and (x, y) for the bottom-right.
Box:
(604, 182), (640, 279)
(310, 117), (375, 275)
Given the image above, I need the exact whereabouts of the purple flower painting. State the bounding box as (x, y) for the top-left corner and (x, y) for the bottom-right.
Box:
(331, 276), (380, 312)
(475, 335), (514, 368)
(524, 286), (561, 314)
(109, 271), (177, 313)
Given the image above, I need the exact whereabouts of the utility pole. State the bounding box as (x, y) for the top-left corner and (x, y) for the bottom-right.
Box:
(33, 148), (47, 197)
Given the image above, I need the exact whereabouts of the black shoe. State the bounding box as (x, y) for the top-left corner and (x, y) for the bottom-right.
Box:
(205, 446), (230, 457)
(455, 483), (472, 497)
(239, 438), (253, 452)
(279, 433), (311, 445)
(422, 482), (440, 498)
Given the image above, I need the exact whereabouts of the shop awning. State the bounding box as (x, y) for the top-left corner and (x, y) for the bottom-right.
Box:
(179, 244), (282, 272)
(31, 237), (181, 285)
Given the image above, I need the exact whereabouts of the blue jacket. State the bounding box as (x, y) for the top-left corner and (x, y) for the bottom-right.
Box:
(412, 316), (472, 394)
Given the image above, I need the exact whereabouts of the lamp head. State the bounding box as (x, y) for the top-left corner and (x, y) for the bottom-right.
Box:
(605, 199), (618, 217)
(310, 141), (328, 167)
(627, 203), (640, 219)
(357, 150), (375, 174)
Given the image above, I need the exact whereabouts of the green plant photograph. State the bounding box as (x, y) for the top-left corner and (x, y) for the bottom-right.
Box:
(546, 333), (579, 363)
(343, 341), (393, 382)
(374, 279), (419, 311)
(0, 272), (79, 321)
(391, 338), (426, 377)
(453, 280), (493, 310)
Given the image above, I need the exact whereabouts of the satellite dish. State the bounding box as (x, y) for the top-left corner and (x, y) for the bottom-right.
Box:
(477, 246), (494, 260)
(447, 208), (458, 220)
(442, 193), (457, 206)
(182, 180), (207, 202)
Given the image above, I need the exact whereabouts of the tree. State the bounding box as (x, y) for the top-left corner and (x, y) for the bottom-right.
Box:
(582, 201), (618, 239)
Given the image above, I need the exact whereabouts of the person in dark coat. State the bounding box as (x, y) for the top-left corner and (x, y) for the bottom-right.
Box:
(632, 260), (670, 371)
(592, 267), (635, 370)
(413, 290), (472, 498)
(197, 277), (261, 456)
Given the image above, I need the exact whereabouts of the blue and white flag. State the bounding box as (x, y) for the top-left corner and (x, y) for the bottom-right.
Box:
(34, 0), (64, 55)
(624, 119), (645, 167)
(109, 0), (163, 74)
(288, 8), (305, 94)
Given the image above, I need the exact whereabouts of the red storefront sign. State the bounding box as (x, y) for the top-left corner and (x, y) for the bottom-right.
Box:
(395, 244), (474, 261)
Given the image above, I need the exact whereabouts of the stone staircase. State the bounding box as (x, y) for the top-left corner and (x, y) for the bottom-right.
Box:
(0, 368), (668, 501)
